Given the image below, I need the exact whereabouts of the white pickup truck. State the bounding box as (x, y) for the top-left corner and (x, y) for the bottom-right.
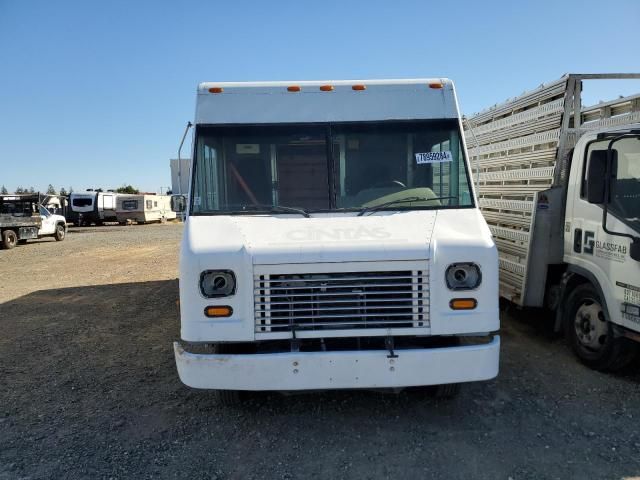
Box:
(172, 79), (500, 403)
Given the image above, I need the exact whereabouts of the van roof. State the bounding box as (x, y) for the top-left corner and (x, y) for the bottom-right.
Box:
(195, 78), (459, 125)
(197, 78), (451, 91)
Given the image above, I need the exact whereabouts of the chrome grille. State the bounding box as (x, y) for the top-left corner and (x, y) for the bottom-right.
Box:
(254, 269), (429, 332)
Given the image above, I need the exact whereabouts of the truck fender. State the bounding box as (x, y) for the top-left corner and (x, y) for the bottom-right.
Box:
(554, 266), (611, 332)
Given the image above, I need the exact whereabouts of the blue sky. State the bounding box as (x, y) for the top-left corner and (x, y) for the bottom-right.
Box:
(0, 0), (638, 194)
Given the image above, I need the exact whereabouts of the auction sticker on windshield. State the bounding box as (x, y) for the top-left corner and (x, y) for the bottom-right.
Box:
(415, 151), (453, 164)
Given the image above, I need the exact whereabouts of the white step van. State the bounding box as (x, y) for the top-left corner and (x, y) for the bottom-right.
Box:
(172, 79), (500, 402)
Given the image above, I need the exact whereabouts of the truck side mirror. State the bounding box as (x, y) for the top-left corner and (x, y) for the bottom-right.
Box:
(586, 149), (617, 204)
(171, 195), (186, 213)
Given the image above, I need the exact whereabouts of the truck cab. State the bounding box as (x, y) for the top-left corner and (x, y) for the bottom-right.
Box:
(36, 204), (67, 241)
(173, 79), (500, 402)
(562, 125), (640, 368)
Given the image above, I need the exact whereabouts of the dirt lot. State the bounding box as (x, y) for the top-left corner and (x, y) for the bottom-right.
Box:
(1, 224), (639, 480)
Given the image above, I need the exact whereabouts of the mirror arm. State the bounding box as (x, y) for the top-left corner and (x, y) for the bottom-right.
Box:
(600, 204), (635, 242)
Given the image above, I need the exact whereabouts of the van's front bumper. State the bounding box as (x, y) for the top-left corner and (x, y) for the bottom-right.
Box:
(174, 336), (500, 391)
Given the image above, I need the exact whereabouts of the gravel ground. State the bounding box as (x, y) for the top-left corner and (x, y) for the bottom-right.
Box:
(1, 224), (639, 480)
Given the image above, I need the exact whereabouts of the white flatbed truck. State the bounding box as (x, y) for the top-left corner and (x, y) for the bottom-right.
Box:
(0, 194), (67, 248)
(464, 73), (640, 371)
(172, 79), (500, 402)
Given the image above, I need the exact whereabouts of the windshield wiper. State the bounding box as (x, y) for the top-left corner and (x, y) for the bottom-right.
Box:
(237, 204), (310, 218)
(357, 196), (456, 216)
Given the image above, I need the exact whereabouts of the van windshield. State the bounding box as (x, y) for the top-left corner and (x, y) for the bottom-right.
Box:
(191, 120), (473, 214)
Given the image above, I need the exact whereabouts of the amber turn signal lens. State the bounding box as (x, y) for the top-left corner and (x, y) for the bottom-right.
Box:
(449, 298), (477, 310)
(287, 86), (301, 92)
(204, 305), (233, 317)
(352, 84), (366, 91)
(319, 85), (334, 91)
(208, 87), (224, 93)
(428, 82), (444, 89)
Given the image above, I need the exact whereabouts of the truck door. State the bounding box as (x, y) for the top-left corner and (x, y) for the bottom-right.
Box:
(38, 205), (56, 236)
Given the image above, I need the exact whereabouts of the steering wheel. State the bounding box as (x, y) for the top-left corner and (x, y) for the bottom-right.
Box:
(371, 180), (407, 189)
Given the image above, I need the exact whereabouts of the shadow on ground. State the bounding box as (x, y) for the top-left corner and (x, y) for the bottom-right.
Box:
(1, 281), (639, 479)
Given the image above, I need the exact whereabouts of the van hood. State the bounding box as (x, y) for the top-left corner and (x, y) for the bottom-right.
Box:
(186, 211), (437, 264)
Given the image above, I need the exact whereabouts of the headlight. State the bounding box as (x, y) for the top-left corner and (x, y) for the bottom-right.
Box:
(200, 270), (236, 298)
(445, 263), (481, 290)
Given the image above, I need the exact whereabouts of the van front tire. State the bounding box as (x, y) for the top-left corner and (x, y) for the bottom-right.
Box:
(433, 382), (461, 399)
(565, 283), (637, 371)
(212, 344), (242, 405)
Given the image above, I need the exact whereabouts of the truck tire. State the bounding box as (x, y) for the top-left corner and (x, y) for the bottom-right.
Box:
(54, 224), (66, 241)
(565, 283), (638, 371)
(1, 230), (18, 249)
(212, 344), (242, 405)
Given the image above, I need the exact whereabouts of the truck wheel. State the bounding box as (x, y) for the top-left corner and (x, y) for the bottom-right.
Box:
(565, 283), (637, 371)
(54, 224), (66, 241)
(212, 344), (242, 405)
(1, 230), (18, 249)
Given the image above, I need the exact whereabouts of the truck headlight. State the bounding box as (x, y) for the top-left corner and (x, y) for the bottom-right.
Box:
(445, 263), (481, 290)
(200, 270), (236, 298)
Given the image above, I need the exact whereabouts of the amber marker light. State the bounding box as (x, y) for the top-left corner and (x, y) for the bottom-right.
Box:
(449, 298), (477, 310)
(208, 87), (224, 93)
(287, 85), (301, 92)
(204, 306), (233, 318)
(428, 82), (444, 89)
(352, 84), (366, 91)
(319, 85), (334, 91)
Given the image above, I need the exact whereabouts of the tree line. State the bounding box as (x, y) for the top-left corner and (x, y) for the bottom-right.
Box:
(0, 184), (140, 195)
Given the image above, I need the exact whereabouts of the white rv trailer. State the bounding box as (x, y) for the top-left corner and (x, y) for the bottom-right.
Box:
(69, 190), (118, 226)
(116, 194), (176, 224)
(171, 78), (500, 403)
(464, 73), (640, 370)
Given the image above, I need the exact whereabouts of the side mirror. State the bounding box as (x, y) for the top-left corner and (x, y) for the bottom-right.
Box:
(171, 195), (186, 213)
(586, 149), (618, 204)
